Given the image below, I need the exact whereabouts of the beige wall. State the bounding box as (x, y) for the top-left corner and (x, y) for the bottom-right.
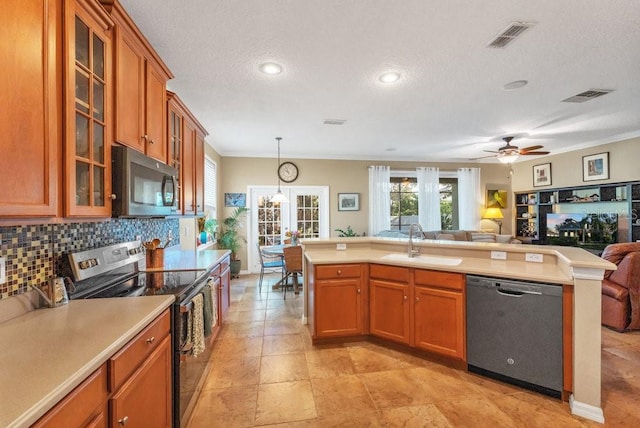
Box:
(510, 136), (640, 191)
(218, 156), (512, 267)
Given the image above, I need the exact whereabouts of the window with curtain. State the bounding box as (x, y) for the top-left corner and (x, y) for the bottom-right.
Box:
(389, 173), (458, 231)
(204, 156), (217, 218)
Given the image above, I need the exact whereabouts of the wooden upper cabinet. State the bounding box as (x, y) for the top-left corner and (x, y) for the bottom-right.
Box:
(101, 0), (173, 162)
(0, 0), (60, 217)
(64, 0), (114, 217)
(167, 91), (208, 215)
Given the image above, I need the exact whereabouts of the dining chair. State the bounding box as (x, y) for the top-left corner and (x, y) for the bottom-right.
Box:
(282, 246), (303, 300)
(256, 243), (284, 292)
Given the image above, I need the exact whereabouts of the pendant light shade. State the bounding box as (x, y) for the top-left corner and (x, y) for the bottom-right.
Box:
(273, 137), (289, 203)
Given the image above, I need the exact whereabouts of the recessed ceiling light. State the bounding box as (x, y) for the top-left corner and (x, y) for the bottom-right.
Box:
(379, 72), (401, 83)
(503, 80), (528, 91)
(259, 62), (283, 75)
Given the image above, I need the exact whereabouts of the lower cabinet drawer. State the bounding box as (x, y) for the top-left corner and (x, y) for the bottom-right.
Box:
(315, 264), (361, 279)
(33, 365), (108, 428)
(108, 310), (170, 392)
(414, 269), (464, 291)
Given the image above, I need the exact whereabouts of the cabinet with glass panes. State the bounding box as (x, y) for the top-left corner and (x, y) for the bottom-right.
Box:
(65, 1), (113, 216)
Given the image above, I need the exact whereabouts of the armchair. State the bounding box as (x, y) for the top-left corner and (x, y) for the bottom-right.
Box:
(601, 242), (640, 331)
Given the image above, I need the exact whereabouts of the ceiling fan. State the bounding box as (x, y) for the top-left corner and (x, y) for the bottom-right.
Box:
(471, 136), (550, 163)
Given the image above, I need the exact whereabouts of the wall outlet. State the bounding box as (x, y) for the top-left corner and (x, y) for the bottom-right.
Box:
(490, 251), (507, 260)
(336, 243), (347, 250)
(0, 257), (6, 284)
(525, 253), (544, 263)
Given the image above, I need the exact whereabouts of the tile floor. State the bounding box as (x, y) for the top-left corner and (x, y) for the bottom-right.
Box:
(188, 273), (640, 427)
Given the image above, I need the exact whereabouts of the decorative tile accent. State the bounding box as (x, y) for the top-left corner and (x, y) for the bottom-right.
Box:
(0, 218), (180, 300)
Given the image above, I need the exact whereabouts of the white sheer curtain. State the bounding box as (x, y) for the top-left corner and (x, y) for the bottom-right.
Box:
(368, 166), (391, 236)
(417, 167), (441, 230)
(457, 168), (482, 230)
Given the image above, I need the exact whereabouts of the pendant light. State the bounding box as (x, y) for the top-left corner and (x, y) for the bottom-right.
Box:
(271, 137), (288, 203)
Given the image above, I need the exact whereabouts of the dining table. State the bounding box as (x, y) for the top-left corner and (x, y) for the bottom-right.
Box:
(261, 244), (302, 293)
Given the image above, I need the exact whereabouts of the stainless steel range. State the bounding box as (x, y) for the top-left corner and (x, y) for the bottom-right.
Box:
(66, 241), (218, 427)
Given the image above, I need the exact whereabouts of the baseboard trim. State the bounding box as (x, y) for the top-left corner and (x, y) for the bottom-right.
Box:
(570, 395), (604, 424)
(301, 315), (308, 325)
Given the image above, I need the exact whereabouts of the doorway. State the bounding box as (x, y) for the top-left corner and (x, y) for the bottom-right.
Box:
(247, 186), (329, 273)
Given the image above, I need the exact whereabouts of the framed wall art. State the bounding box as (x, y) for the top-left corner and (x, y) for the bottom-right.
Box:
(486, 188), (507, 209)
(224, 192), (246, 207)
(338, 193), (359, 211)
(583, 152), (609, 182)
(533, 163), (552, 187)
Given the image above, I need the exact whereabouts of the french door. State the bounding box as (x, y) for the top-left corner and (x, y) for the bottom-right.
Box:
(248, 186), (329, 273)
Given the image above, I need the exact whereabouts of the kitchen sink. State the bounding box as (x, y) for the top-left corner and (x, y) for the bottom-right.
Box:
(380, 253), (462, 266)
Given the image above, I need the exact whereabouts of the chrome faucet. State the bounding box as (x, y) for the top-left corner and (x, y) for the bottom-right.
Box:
(408, 223), (424, 258)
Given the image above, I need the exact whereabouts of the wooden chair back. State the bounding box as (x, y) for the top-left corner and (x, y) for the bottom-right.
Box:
(283, 246), (303, 272)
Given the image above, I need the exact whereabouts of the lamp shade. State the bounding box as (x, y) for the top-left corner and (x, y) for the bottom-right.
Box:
(483, 207), (504, 220)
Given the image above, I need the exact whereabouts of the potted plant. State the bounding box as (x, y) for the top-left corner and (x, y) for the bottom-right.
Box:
(218, 207), (249, 277)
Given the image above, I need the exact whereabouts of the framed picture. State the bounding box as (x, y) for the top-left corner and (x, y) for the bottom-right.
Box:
(533, 163), (552, 187)
(338, 193), (359, 211)
(224, 192), (246, 207)
(486, 188), (508, 209)
(583, 152), (609, 182)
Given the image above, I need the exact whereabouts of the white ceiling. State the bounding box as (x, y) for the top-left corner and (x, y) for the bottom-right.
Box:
(119, 0), (640, 163)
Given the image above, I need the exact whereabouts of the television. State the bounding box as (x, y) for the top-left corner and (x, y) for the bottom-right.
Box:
(545, 212), (618, 249)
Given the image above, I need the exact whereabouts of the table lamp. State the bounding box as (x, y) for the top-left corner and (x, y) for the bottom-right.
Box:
(483, 207), (504, 234)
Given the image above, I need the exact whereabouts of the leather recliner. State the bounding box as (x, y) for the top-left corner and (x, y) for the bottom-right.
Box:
(601, 242), (640, 331)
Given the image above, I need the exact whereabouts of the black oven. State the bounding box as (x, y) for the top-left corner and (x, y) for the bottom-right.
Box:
(66, 241), (218, 427)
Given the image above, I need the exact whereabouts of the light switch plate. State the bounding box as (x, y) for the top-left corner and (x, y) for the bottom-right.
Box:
(0, 257), (6, 284)
(490, 251), (507, 260)
(525, 253), (544, 263)
(336, 243), (347, 250)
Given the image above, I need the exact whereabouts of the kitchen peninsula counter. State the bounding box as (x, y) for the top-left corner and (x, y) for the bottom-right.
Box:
(302, 237), (615, 424)
(0, 295), (174, 428)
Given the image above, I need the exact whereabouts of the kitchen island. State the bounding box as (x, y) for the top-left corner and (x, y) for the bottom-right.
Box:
(302, 237), (614, 424)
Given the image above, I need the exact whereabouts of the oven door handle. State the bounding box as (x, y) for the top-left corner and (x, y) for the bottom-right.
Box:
(180, 300), (193, 313)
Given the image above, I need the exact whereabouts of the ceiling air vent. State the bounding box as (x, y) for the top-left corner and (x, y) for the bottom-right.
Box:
(486, 22), (535, 48)
(562, 89), (614, 103)
(323, 119), (346, 125)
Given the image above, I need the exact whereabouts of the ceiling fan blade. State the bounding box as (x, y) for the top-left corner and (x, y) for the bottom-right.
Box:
(469, 154), (499, 160)
(482, 150), (501, 154)
(519, 145), (544, 153)
(521, 151), (550, 156)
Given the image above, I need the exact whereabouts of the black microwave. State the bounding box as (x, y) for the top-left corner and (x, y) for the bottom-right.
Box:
(111, 146), (178, 217)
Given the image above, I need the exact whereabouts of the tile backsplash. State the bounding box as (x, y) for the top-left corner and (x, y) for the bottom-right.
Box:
(0, 218), (179, 299)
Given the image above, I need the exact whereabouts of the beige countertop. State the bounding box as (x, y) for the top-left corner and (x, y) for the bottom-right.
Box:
(144, 246), (231, 272)
(0, 295), (174, 428)
(302, 237), (615, 284)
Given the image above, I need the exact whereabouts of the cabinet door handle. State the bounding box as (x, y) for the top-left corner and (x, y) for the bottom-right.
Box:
(146, 336), (155, 344)
(357, 288), (361, 294)
(118, 416), (129, 426)
(404, 295), (408, 300)
(415, 297), (420, 302)
(141, 135), (148, 142)
(149, 139), (155, 145)
(337, 270), (342, 275)
(109, 194), (117, 200)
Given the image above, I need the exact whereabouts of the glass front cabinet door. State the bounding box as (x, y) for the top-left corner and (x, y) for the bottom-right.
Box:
(65, 1), (113, 216)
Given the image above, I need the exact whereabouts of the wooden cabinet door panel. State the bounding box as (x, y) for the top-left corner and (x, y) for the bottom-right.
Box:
(370, 279), (410, 344)
(114, 34), (145, 151)
(316, 278), (362, 337)
(145, 65), (166, 161)
(414, 286), (465, 360)
(0, 0), (58, 216)
(111, 335), (172, 428)
(194, 132), (205, 215)
(181, 120), (196, 215)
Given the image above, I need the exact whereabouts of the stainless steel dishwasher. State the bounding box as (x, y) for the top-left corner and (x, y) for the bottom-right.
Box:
(466, 275), (563, 398)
